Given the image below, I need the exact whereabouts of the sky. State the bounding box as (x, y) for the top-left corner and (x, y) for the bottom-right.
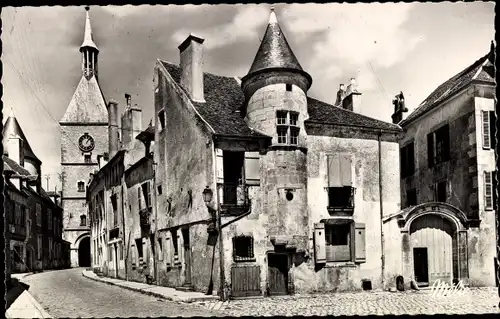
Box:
(1, 2), (496, 191)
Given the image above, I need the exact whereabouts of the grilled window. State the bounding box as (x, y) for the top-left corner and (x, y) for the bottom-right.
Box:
(233, 236), (255, 262)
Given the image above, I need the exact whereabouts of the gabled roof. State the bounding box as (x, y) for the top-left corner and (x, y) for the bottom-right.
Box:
(401, 48), (495, 126)
(60, 75), (108, 123)
(2, 113), (41, 162)
(245, 10), (306, 78)
(160, 61), (401, 135)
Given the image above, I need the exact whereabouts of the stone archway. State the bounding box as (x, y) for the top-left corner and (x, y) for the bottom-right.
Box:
(398, 202), (469, 286)
(78, 236), (91, 267)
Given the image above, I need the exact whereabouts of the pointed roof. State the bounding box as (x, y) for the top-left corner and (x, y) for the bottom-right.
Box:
(2, 109), (41, 162)
(80, 6), (98, 52)
(245, 8), (308, 79)
(60, 74), (108, 123)
(401, 43), (496, 126)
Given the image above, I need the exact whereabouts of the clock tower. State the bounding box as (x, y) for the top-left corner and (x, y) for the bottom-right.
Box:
(60, 6), (108, 267)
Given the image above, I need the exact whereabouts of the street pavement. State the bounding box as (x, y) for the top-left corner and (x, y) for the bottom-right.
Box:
(20, 268), (219, 318)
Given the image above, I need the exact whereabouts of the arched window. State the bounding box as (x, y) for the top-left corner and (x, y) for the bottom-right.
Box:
(80, 215), (87, 226)
(77, 181), (85, 192)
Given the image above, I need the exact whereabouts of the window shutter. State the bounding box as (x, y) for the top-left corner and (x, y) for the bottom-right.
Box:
(178, 232), (184, 264)
(327, 155), (342, 187)
(244, 152), (260, 185)
(131, 244), (136, 268)
(158, 235), (163, 261)
(482, 111), (491, 149)
(484, 171), (493, 210)
(216, 149), (224, 184)
(340, 155), (353, 186)
(314, 223), (326, 264)
(142, 238), (148, 269)
(165, 233), (172, 266)
(427, 133), (434, 167)
(354, 223), (366, 263)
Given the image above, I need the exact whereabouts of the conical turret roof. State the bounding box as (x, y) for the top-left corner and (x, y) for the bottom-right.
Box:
(2, 108), (41, 163)
(246, 8), (305, 76)
(80, 6), (98, 51)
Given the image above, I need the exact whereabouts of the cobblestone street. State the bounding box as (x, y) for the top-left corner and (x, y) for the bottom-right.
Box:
(22, 268), (219, 318)
(199, 289), (500, 316)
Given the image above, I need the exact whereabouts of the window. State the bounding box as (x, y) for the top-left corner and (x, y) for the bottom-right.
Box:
(77, 181), (85, 192)
(325, 224), (351, 262)
(171, 229), (179, 256)
(482, 110), (496, 149)
(158, 110), (165, 130)
(48, 209), (52, 230)
(135, 238), (144, 258)
(36, 203), (42, 226)
(157, 185), (163, 195)
(80, 215), (87, 226)
(435, 180), (447, 202)
(484, 171), (495, 210)
(427, 125), (450, 167)
(276, 110), (300, 145)
(406, 189), (417, 207)
(37, 235), (42, 260)
(141, 182), (152, 209)
(400, 142), (415, 178)
(84, 155), (92, 163)
(286, 83), (292, 92)
(327, 155), (354, 209)
(232, 236), (255, 262)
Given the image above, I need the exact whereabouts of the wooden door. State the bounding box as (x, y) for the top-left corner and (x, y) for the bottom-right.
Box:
(413, 247), (429, 285)
(268, 253), (288, 295)
(231, 265), (261, 297)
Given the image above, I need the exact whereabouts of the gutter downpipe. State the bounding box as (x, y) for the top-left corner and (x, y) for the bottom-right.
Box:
(121, 182), (127, 281)
(152, 159), (159, 286)
(378, 130), (386, 289)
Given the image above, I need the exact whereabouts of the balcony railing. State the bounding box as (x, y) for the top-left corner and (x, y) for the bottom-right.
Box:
(327, 187), (355, 216)
(218, 183), (250, 216)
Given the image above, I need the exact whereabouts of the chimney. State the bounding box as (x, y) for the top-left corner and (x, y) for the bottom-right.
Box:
(178, 34), (205, 102)
(391, 91), (408, 124)
(335, 84), (346, 106)
(342, 78), (362, 113)
(121, 94), (143, 147)
(6, 134), (24, 166)
(107, 100), (119, 158)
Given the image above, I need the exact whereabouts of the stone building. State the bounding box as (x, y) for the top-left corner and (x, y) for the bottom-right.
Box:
(3, 110), (70, 281)
(151, 8), (403, 296)
(387, 42), (497, 288)
(60, 7), (108, 267)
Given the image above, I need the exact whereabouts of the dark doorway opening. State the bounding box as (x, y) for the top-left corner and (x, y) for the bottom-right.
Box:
(182, 228), (192, 286)
(223, 151), (244, 204)
(268, 253), (289, 296)
(78, 237), (91, 267)
(413, 247), (429, 286)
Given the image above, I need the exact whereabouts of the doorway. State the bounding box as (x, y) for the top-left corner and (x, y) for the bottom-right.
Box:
(268, 253), (289, 295)
(413, 247), (429, 286)
(78, 237), (91, 267)
(182, 229), (192, 286)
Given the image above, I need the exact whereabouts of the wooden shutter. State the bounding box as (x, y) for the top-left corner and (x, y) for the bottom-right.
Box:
(327, 155), (342, 187)
(354, 223), (366, 263)
(165, 233), (172, 266)
(131, 244), (136, 268)
(142, 238), (148, 269)
(340, 155), (353, 186)
(244, 152), (260, 185)
(216, 149), (224, 183)
(314, 223), (326, 264)
(482, 111), (491, 149)
(484, 171), (493, 210)
(177, 232), (184, 265)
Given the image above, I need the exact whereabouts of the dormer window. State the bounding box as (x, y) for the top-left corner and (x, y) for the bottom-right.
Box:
(276, 110), (300, 145)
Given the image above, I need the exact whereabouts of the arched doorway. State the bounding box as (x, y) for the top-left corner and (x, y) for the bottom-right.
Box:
(410, 214), (455, 286)
(78, 237), (91, 267)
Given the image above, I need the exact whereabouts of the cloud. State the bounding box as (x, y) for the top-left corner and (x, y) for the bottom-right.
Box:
(171, 5), (269, 49)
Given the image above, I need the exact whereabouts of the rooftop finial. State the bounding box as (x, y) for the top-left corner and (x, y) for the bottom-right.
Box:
(269, 5), (277, 24)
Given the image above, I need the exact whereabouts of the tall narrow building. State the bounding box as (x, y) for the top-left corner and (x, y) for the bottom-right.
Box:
(60, 7), (108, 267)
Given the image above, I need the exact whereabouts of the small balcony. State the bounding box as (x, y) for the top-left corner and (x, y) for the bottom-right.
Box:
(219, 183), (250, 217)
(327, 186), (355, 216)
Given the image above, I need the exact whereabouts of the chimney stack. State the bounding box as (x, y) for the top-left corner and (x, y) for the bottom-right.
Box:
(107, 100), (119, 158)
(121, 94), (143, 147)
(341, 78), (362, 113)
(179, 34), (205, 102)
(335, 84), (346, 106)
(6, 133), (24, 166)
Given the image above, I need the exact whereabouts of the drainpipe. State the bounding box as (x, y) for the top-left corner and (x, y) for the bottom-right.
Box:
(378, 130), (386, 289)
(121, 183), (126, 280)
(152, 160), (158, 285)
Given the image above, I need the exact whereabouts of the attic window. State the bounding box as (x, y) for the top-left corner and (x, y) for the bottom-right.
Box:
(286, 84), (292, 92)
(158, 110), (166, 130)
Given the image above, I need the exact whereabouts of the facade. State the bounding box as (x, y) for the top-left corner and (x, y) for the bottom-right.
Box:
(387, 42), (497, 287)
(60, 7), (108, 267)
(150, 9), (403, 296)
(3, 111), (70, 281)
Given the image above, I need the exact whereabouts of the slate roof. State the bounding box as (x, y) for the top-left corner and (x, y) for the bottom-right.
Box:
(401, 49), (495, 126)
(3, 155), (32, 176)
(2, 115), (41, 162)
(160, 61), (402, 135)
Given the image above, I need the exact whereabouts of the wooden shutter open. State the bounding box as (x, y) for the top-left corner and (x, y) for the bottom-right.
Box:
(131, 244), (136, 268)
(244, 152), (260, 186)
(340, 155), (353, 186)
(484, 171), (493, 210)
(142, 238), (148, 269)
(314, 223), (326, 264)
(216, 149), (224, 183)
(327, 155), (341, 187)
(177, 232), (184, 265)
(354, 223), (366, 263)
(482, 111), (491, 149)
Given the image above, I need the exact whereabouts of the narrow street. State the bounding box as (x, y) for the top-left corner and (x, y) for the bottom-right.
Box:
(21, 268), (218, 318)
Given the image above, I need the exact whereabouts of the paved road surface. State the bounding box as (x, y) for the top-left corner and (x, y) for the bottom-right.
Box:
(22, 268), (217, 318)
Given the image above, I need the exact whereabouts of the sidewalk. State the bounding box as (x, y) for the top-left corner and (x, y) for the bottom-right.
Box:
(5, 277), (52, 319)
(82, 270), (220, 303)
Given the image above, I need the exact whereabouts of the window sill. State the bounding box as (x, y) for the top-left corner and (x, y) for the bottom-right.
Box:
(324, 261), (357, 268)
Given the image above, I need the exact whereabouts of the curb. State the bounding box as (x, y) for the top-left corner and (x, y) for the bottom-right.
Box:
(81, 271), (219, 304)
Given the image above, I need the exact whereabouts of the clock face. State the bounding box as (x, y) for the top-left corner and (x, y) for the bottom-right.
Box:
(78, 134), (95, 152)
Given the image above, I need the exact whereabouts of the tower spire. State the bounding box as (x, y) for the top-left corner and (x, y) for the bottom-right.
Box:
(80, 6), (98, 51)
(80, 6), (99, 80)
